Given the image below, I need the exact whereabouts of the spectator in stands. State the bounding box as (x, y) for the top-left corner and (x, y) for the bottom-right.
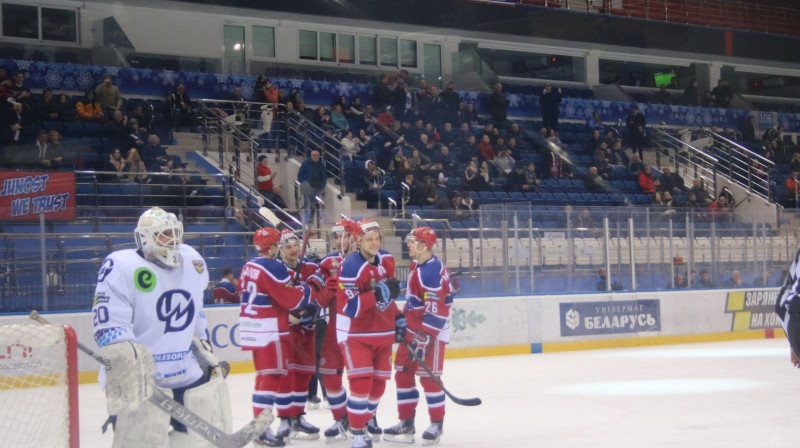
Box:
(297, 150), (327, 225)
(330, 103), (349, 135)
(627, 153), (645, 177)
(141, 135), (167, 169)
(477, 134), (497, 162)
(4, 71), (32, 113)
(213, 268), (239, 304)
(492, 149), (515, 177)
(544, 150), (570, 179)
(463, 102), (479, 126)
(505, 163), (527, 192)
(263, 184), (290, 215)
(439, 122), (457, 148)
(432, 145), (458, 178)
(42, 129), (65, 169)
(56, 94), (75, 122)
(439, 82), (461, 127)
(488, 83), (509, 128)
(586, 129), (603, 153)
(725, 270), (744, 287)
(682, 78), (699, 106)
(752, 271), (771, 286)
(126, 118), (146, 150)
(654, 191), (674, 209)
(701, 90), (713, 108)
(392, 81), (412, 122)
(711, 79), (733, 108)
(130, 104), (152, 132)
(626, 106), (647, 159)
(408, 148), (431, 173)
(708, 195), (732, 222)
(653, 86), (672, 104)
(95, 75), (122, 116)
(314, 105), (332, 131)
(610, 140), (629, 166)
(593, 142), (611, 177)
(786, 172), (800, 201)
(2, 101), (30, 146)
(463, 160), (484, 191)
(123, 148), (148, 183)
(690, 178), (713, 205)
(35, 88), (61, 123)
(107, 148), (126, 178)
(76, 90), (104, 122)
(587, 112), (604, 133)
(762, 124), (784, 150)
(256, 154), (276, 199)
(524, 162), (540, 189)
(540, 83), (562, 132)
(363, 160), (384, 208)
(741, 116), (757, 142)
(638, 166), (657, 195)
(340, 130), (361, 161)
(791, 154), (800, 173)
(167, 83), (193, 129)
(597, 267), (623, 291)
(374, 74), (393, 111)
(34, 129), (48, 166)
(585, 166), (605, 193)
(547, 129), (564, 147)
(668, 272), (688, 289)
(697, 270), (715, 288)
(657, 166), (685, 194)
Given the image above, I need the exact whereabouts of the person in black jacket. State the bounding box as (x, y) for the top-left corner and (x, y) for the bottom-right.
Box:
(741, 116), (757, 142)
(682, 78), (699, 106)
(626, 106), (647, 160)
(489, 83), (509, 129)
(540, 83), (562, 133)
(438, 82), (461, 129)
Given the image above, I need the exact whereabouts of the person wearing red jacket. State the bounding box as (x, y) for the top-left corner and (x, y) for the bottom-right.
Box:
(316, 219), (360, 442)
(638, 166), (657, 194)
(238, 227), (326, 447)
(477, 134), (497, 161)
(384, 227), (454, 446)
(337, 219), (399, 448)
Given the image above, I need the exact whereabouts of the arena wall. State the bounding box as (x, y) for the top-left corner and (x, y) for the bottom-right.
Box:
(0, 287), (784, 383)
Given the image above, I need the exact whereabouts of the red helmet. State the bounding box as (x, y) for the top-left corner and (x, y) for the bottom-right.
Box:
(280, 229), (300, 246)
(409, 226), (437, 251)
(356, 218), (381, 238)
(331, 219), (355, 236)
(254, 227), (281, 252)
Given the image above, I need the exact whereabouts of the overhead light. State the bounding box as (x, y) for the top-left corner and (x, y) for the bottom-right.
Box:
(233, 43), (243, 51)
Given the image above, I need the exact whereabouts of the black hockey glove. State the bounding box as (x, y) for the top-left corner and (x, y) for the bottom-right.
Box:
(374, 278), (401, 311)
(299, 300), (320, 330)
(395, 314), (408, 343)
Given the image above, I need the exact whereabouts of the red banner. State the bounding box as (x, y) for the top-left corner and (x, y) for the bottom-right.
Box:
(0, 171), (76, 220)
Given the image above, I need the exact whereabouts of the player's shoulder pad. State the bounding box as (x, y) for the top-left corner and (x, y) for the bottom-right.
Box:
(340, 251), (366, 278)
(418, 256), (444, 290)
(250, 256), (291, 281)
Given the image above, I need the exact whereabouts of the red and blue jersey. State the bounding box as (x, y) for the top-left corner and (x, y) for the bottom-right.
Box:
(404, 255), (453, 343)
(238, 256), (311, 350)
(336, 249), (397, 345)
(213, 279), (238, 304)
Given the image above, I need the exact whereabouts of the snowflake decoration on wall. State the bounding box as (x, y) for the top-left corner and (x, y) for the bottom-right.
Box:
(564, 103), (576, 118)
(335, 82), (352, 96)
(240, 81), (255, 100)
(288, 78), (304, 90)
(103, 66), (121, 77)
(44, 70), (63, 88)
(158, 69), (179, 86)
(215, 74), (230, 85)
(507, 94), (521, 108)
(14, 59), (33, 72)
(62, 76), (76, 90)
(76, 71), (94, 90)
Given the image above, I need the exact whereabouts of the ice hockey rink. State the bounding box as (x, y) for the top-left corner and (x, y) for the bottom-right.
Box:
(75, 338), (799, 448)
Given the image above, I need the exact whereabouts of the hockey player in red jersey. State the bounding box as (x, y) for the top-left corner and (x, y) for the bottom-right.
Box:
(384, 227), (454, 446)
(317, 219), (360, 442)
(275, 229), (323, 441)
(337, 219), (400, 448)
(239, 227), (326, 447)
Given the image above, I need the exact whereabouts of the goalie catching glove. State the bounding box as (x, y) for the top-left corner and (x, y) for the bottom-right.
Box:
(98, 342), (156, 415)
(374, 278), (401, 311)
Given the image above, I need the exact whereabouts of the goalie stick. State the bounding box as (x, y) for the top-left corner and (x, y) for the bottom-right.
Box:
(29, 310), (272, 448)
(400, 339), (482, 407)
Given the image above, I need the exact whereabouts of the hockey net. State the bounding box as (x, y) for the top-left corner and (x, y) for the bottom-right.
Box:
(0, 323), (79, 448)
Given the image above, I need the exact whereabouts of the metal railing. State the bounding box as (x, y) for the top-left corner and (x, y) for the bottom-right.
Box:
(702, 129), (775, 202)
(650, 127), (718, 196)
(283, 111), (345, 194)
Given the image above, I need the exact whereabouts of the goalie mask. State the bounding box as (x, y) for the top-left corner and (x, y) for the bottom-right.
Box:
(134, 207), (183, 268)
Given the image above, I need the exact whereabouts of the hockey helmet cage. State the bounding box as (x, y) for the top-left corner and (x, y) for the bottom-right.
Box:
(134, 207), (183, 268)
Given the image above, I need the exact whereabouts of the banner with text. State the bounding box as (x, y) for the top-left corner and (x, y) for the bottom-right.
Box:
(559, 299), (661, 337)
(0, 171), (75, 220)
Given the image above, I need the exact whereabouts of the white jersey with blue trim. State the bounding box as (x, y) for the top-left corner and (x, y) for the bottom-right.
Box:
(92, 244), (209, 389)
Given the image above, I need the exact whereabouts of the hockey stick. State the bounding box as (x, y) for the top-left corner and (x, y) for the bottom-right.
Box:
(400, 339), (482, 407)
(291, 225), (313, 286)
(29, 310), (272, 448)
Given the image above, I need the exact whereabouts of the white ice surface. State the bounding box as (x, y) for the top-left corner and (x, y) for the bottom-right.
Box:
(77, 338), (800, 448)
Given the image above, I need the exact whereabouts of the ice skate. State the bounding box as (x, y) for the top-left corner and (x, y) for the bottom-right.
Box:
(324, 415), (351, 444)
(289, 414), (321, 440)
(276, 418), (294, 440)
(307, 395), (322, 410)
(254, 427), (286, 447)
(382, 418), (415, 444)
(351, 429), (373, 448)
(366, 415), (382, 442)
(421, 421), (443, 446)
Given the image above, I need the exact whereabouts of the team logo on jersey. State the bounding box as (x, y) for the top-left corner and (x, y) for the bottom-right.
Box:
(156, 289), (195, 333)
(192, 260), (204, 274)
(134, 268), (156, 292)
(97, 259), (114, 283)
(93, 292), (110, 305)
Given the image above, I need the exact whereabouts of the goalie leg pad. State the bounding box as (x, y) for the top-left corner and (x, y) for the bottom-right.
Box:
(98, 342), (155, 416)
(169, 374), (233, 448)
(112, 397), (171, 448)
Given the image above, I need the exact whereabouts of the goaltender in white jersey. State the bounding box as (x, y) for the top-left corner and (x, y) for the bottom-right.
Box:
(92, 207), (232, 448)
